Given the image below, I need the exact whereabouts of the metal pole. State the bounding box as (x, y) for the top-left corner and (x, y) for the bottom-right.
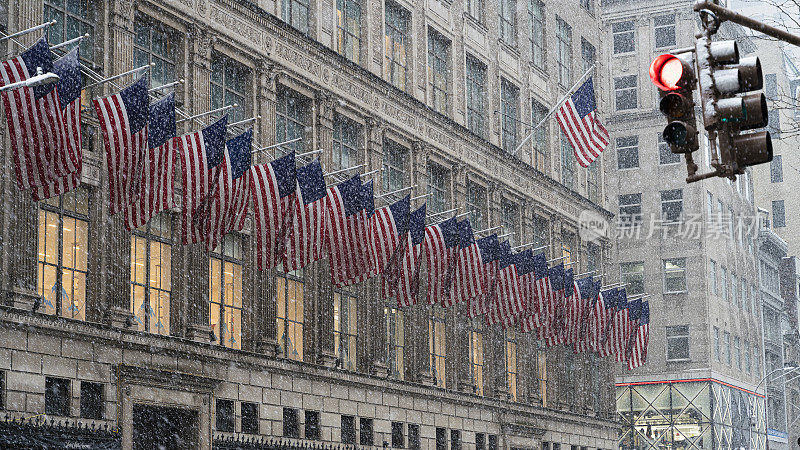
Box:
(227, 115), (260, 128)
(474, 225), (502, 235)
(547, 256), (568, 263)
(497, 232), (515, 239)
(50, 34), (88, 51)
(456, 211), (474, 218)
(84, 63), (153, 89)
(361, 168), (381, 178)
(576, 270), (597, 277)
(177, 104), (237, 123)
(694, 1), (800, 47)
(0, 21), (56, 42)
(376, 185), (415, 198)
(426, 207), (460, 220)
(325, 164), (365, 177)
(297, 149), (323, 158)
(512, 64), (596, 155)
(148, 79), (183, 92)
(601, 282), (626, 289)
(251, 137), (303, 153)
(411, 193), (432, 201)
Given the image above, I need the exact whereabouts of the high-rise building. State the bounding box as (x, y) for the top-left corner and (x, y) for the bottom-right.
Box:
(600, 1), (768, 447)
(0, 0), (619, 448)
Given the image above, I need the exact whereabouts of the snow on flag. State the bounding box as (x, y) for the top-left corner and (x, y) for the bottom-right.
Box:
(627, 301), (650, 370)
(326, 175), (371, 288)
(545, 264), (566, 347)
(450, 220), (482, 307)
(177, 115), (227, 244)
(125, 92), (177, 230)
(471, 234), (501, 318)
(94, 75), (149, 215)
(392, 204), (426, 307)
(251, 151), (297, 270)
(495, 243), (524, 327)
(424, 216), (459, 305)
(283, 159), (327, 271)
(555, 77), (609, 168)
(371, 195), (411, 279)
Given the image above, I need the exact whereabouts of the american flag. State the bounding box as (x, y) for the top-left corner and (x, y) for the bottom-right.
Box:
(571, 277), (596, 353)
(391, 205), (426, 307)
(203, 128), (253, 251)
(613, 292), (633, 362)
(545, 264), (566, 346)
(450, 220), (483, 307)
(598, 288), (620, 357)
(370, 195), (410, 281)
(94, 75), (150, 215)
(250, 151), (296, 270)
(283, 159), (327, 271)
(489, 243), (524, 328)
(514, 249), (536, 328)
(423, 216), (459, 305)
(565, 275), (591, 346)
(326, 175), (371, 288)
(627, 301), (650, 370)
(622, 298), (642, 362)
(555, 77), (609, 168)
(354, 180), (377, 283)
(470, 234), (500, 318)
(0, 37), (77, 191)
(31, 47), (83, 201)
(521, 253), (550, 339)
(588, 286), (609, 353)
(124, 92), (176, 230)
(177, 115), (228, 244)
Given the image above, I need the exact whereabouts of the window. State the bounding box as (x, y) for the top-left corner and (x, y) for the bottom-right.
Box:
(666, 325), (689, 361)
(654, 14), (676, 48)
(45, 377), (70, 416)
(466, 181), (488, 230)
(79, 382), (103, 420)
(305, 411), (321, 440)
(44, 0), (95, 60)
(276, 86), (310, 155)
(489, 435), (498, 450)
(714, 326), (721, 361)
(408, 425), (420, 450)
(506, 329), (518, 400)
(741, 279), (748, 310)
(385, 1), (410, 91)
(451, 430), (461, 450)
(710, 259), (718, 295)
(531, 99), (549, 172)
(501, 78), (519, 153)
(385, 303), (405, 379)
(587, 161), (600, 203)
(615, 75), (637, 110)
(664, 258), (687, 293)
(277, 268), (304, 360)
(131, 213), (172, 335)
(706, 192), (714, 219)
(555, 17), (572, 87)
(334, 292), (358, 370)
(242, 402), (259, 434)
(428, 29), (450, 114)
(724, 331), (731, 365)
(342, 415), (356, 444)
(612, 21), (635, 54)
(466, 55), (488, 138)
(360, 418), (374, 446)
(731, 273), (738, 306)
(283, 408), (300, 438)
(37, 187), (89, 320)
(383, 139), (410, 193)
(659, 135), (680, 164)
(469, 318), (485, 395)
(586, 244), (600, 273)
(620, 262), (644, 296)
(427, 164), (451, 215)
(499, 0), (517, 47)
(581, 39), (596, 74)
(501, 201), (520, 247)
(618, 193), (642, 227)
(337, 0), (362, 63)
(282, 0), (309, 33)
(392, 422), (405, 448)
(580, 0), (591, 10)
(745, 342), (751, 372)
(216, 399), (235, 432)
(728, 207), (735, 239)
(332, 114), (362, 172)
(476, 434), (486, 450)
(754, 345), (760, 374)
(661, 189), (683, 223)
(720, 266), (728, 301)
(436, 428), (447, 450)
(134, 16), (176, 91)
(773, 200), (786, 227)
(0, 371), (4, 410)
(616, 136), (639, 169)
(429, 307), (447, 387)
(211, 54), (248, 123)
(734, 337), (742, 370)
(210, 235), (243, 349)
(467, 0), (484, 23)
(529, 0), (545, 69)
(532, 216), (548, 250)
(560, 132), (576, 189)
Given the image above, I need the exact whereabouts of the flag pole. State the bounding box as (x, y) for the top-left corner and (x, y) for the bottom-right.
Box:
(474, 225), (502, 235)
(148, 79), (184, 92)
(250, 137), (302, 154)
(512, 63), (596, 155)
(426, 207), (460, 220)
(376, 185), (415, 198)
(455, 210), (475, 218)
(84, 63), (154, 89)
(324, 164), (365, 177)
(411, 193), (432, 201)
(0, 21), (56, 42)
(178, 104), (238, 124)
(297, 149), (323, 158)
(228, 116), (260, 128)
(361, 167), (382, 178)
(547, 255), (568, 263)
(497, 232), (515, 239)
(601, 282), (627, 289)
(576, 270), (597, 277)
(50, 34), (89, 51)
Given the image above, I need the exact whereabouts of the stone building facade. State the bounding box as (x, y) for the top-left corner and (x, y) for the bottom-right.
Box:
(0, 0), (618, 448)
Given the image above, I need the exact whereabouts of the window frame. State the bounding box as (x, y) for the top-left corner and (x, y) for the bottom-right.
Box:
(276, 85), (311, 155)
(466, 55), (488, 138)
(616, 135), (639, 170)
(612, 20), (635, 54)
(130, 213), (173, 336)
(499, 0), (518, 48)
(427, 163), (452, 215)
(555, 17), (572, 88)
(660, 189), (684, 224)
(469, 317), (485, 395)
(79, 381), (103, 420)
(337, 0), (363, 63)
(529, 0), (545, 70)
(500, 78), (520, 153)
(666, 325), (690, 362)
(281, 0), (310, 33)
(385, 302), (405, 379)
(334, 290), (358, 371)
(384, 1), (411, 91)
(466, 180), (488, 230)
(618, 193), (642, 227)
(332, 113), (363, 173)
(211, 53), (248, 123)
(531, 98), (549, 173)
(209, 235), (244, 350)
(659, 134), (681, 165)
(663, 258), (687, 294)
(505, 329), (518, 401)
(44, 0), (96, 62)
(216, 399), (235, 432)
(382, 138), (411, 193)
(560, 131), (576, 189)
(772, 200), (786, 227)
(428, 29), (451, 115)
(133, 15), (178, 92)
(654, 14), (676, 49)
(429, 306), (447, 388)
(277, 268), (305, 361)
(45, 377), (71, 417)
(620, 261), (645, 296)
(614, 75), (638, 111)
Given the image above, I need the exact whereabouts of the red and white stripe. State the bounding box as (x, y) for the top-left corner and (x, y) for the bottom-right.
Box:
(424, 224), (456, 306)
(250, 163), (296, 270)
(94, 94), (147, 216)
(627, 323), (649, 370)
(29, 94), (83, 201)
(369, 205), (404, 277)
(283, 186), (327, 271)
(556, 102), (609, 168)
(178, 130), (215, 244)
(204, 151), (251, 252)
(124, 138), (176, 230)
(472, 259), (499, 319)
(393, 234), (424, 307)
(450, 242), (483, 307)
(326, 187), (371, 288)
(613, 307), (632, 362)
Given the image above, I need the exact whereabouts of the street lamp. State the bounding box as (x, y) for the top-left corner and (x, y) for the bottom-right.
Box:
(749, 364), (799, 450)
(0, 66), (60, 92)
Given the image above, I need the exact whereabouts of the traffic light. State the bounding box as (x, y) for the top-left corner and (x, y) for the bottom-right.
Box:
(650, 53), (699, 154)
(695, 37), (772, 173)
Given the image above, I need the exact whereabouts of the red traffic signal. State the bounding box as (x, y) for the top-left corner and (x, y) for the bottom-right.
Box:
(650, 54), (693, 91)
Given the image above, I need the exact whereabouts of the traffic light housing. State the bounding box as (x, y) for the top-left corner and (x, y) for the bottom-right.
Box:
(650, 54), (699, 154)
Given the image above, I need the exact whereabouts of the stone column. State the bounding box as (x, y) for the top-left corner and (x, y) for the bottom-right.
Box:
(411, 141), (433, 385)
(184, 24), (216, 343)
(451, 163), (473, 393)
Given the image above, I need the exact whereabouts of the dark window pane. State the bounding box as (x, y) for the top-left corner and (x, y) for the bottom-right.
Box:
(216, 399), (234, 432)
(476, 433), (486, 450)
(242, 402), (259, 434)
(284, 408), (300, 438)
(436, 428), (447, 450)
(451, 430), (461, 450)
(79, 382), (103, 419)
(45, 377), (70, 416)
(305, 410), (320, 439)
(392, 422), (405, 448)
(360, 418), (374, 446)
(342, 415), (356, 444)
(771, 155), (783, 183)
(489, 435), (498, 450)
(408, 424), (421, 450)
(773, 200), (786, 228)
